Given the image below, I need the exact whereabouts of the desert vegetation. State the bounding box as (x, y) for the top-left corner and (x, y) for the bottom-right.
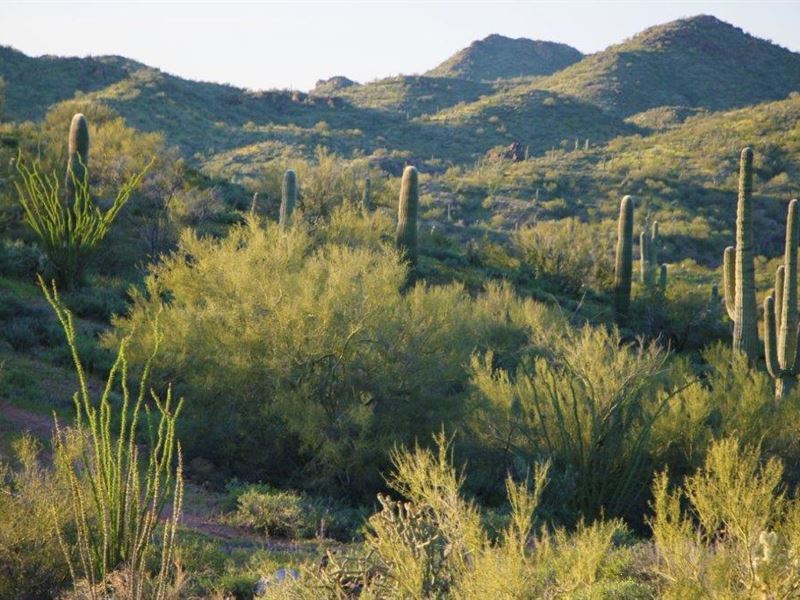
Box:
(1, 11), (800, 599)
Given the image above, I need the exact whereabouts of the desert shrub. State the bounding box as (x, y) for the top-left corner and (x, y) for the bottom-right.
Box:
(652, 344), (800, 483)
(259, 148), (392, 219)
(514, 217), (615, 294)
(650, 438), (800, 598)
(0, 434), (80, 600)
(64, 282), (129, 322)
(225, 483), (366, 541)
(0, 239), (43, 279)
(469, 324), (686, 522)
(270, 434), (649, 599)
(107, 216), (503, 498)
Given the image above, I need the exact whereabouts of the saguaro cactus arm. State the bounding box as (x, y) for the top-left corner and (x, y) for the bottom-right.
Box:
(723, 246), (736, 321)
(775, 265), (785, 332)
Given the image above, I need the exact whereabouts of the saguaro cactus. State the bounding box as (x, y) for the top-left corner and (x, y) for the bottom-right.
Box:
(614, 195), (633, 320)
(279, 169), (296, 228)
(764, 198), (800, 399)
(361, 176), (371, 212)
(65, 113), (89, 202)
(640, 221), (667, 292)
(396, 166), (419, 268)
(723, 148), (759, 362)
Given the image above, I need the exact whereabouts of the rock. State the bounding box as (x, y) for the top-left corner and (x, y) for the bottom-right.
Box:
(253, 568), (301, 596)
(485, 141), (526, 162)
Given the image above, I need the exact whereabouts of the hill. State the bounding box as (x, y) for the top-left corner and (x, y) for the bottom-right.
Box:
(0, 45), (141, 120)
(426, 34), (583, 81)
(533, 15), (800, 117)
(332, 75), (495, 117)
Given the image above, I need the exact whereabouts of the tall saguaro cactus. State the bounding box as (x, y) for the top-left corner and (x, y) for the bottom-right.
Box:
(396, 166), (419, 268)
(65, 113), (89, 202)
(279, 169), (297, 228)
(362, 176), (372, 212)
(764, 198), (800, 399)
(614, 195), (633, 321)
(723, 148), (759, 362)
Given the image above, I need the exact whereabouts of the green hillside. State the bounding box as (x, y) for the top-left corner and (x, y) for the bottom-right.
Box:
(533, 15), (800, 117)
(426, 34), (583, 80)
(0, 45), (141, 120)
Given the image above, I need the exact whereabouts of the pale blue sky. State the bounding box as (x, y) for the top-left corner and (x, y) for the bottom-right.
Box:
(1, 1), (798, 92)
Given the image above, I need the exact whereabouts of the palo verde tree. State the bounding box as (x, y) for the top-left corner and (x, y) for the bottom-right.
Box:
(14, 113), (151, 289)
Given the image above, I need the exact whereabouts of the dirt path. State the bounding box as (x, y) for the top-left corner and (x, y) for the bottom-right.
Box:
(0, 398), (54, 439)
(0, 398), (263, 543)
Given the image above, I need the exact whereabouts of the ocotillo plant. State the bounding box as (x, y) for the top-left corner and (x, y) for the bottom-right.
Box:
(613, 195), (633, 321)
(279, 169), (297, 228)
(764, 198), (800, 399)
(396, 165), (419, 268)
(15, 113), (151, 289)
(42, 277), (183, 599)
(65, 112), (89, 203)
(723, 148), (759, 362)
(361, 176), (371, 212)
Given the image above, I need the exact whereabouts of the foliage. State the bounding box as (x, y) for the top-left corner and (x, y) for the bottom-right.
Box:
(0, 435), (77, 599)
(650, 438), (800, 598)
(513, 216), (614, 294)
(42, 277), (184, 599)
(107, 215), (503, 497)
(469, 324), (683, 522)
(14, 148), (151, 288)
(271, 434), (646, 599)
(225, 483), (366, 541)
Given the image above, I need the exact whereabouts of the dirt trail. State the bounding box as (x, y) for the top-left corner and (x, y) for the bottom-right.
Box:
(0, 399), (261, 543)
(0, 398), (54, 439)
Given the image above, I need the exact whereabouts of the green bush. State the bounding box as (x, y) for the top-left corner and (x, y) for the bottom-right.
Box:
(651, 437), (800, 598)
(0, 435), (77, 600)
(107, 214), (505, 498)
(514, 217), (615, 294)
(469, 324), (683, 522)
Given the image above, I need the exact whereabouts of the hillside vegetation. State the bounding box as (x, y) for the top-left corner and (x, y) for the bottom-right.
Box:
(1, 12), (800, 599)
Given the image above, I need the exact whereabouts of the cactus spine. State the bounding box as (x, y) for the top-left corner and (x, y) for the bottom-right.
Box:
(65, 113), (89, 202)
(614, 195), (633, 320)
(279, 169), (296, 228)
(396, 166), (419, 268)
(723, 148), (759, 362)
(764, 199), (800, 400)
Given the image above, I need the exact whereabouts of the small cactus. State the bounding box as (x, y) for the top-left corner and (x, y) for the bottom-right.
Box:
(65, 113), (89, 202)
(764, 198), (800, 399)
(613, 195), (633, 321)
(279, 169), (296, 228)
(723, 148), (759, 362)
(396, 166), (419, 268)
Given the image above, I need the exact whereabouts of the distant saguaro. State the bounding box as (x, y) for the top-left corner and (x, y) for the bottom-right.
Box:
(279, 169), (297, 228)
(396, 166), (419, 268)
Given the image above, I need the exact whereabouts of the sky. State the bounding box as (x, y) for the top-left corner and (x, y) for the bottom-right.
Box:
(1, 1), (799, 92)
